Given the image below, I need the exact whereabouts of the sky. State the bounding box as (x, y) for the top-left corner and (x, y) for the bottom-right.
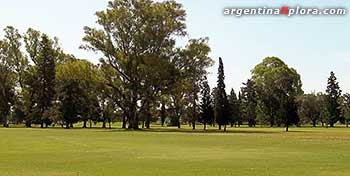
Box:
(1, 0), (350, 93)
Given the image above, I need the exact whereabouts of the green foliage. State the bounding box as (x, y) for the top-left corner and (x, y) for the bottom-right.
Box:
(325, 71), (342, 127)
(82, 0), (188, 129)
(0, 39), (16, 127)
(342, 93), (350, 127)
(199, 77), (214, 130)
(240, 79), (257, 127)
(252, 57), (303, 131)
(56, 59), (103, 128)
(214, 57), (229, 131)
(227, 89), (239, 126)
(299, 93), (324, 127)
(35, 35), (57, 126)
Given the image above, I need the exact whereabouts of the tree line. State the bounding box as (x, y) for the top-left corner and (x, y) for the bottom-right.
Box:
(0, 0), (349, 131)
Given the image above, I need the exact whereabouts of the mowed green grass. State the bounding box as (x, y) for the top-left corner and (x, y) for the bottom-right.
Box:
(0, 127), (349, 176)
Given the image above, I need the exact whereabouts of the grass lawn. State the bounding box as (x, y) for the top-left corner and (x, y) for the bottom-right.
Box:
(0, 126), (349, 176)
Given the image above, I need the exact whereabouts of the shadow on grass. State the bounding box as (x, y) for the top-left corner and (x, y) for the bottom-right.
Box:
(1, 126), (320, 134)
(100, 127), (285, 134)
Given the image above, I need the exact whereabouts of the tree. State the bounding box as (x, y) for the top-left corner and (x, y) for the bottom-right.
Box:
(0, 26), (30, 127)
(82, 0), (187, 129)
(0, 39), (16, 127)
(35, 35), (57, 127)
(342, 93), (350, 128)
(214, 57), (229, 131)
(325, 71), (342, 127)
(180, 38), (213, 130)
(228, 89), (239, 127)
(199, 77), (214, 130)
(56, 59), (102, 128)
(237, 91), (243, 127)
(240, 79), (257, 127)
(252, 57), (283, 127)
(299, 93), (322, 127)
(3, 26), (28, 89)
(23, 28), (63, 127)
(160, 97), (167, 127)
(252, 57), (303, 131)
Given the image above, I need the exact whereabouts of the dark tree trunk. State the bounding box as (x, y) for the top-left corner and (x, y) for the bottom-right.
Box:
(312, 120), (316, 127)
(122, 115), (127, 129)
(177, 118), (181, 129)
(224, 125), (227, 132)
(40, 122), (44, 128)
(65, 120), (70, 129)
(248, 121), (254, 128)
(82, 120), (87, 128)
(2, 115), (9, 128)
(218, 124), (222, 130)
(330, 123), (334, 127)
(102, 121), (106, 128)
(128, 89), (139, 129)
(270, 114), (274, 127)
(70, 123), (74, 128)
(203, 123), (207, 130)
(129, 101), (139, 130)
(144, 101), (151, 129)
(160, 101), (166, 127)
(145, 121), (150, 129)
(192, 121), (195, 130)
(25, 121), (32, 128)
(346, 121), (349, 128)
(286, 125), (289, 132)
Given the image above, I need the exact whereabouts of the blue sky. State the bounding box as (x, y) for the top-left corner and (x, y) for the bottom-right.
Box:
(1, 0), (350, 93)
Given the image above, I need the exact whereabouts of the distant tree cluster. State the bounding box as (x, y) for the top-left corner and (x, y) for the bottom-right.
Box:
(0, 0), (348, 131)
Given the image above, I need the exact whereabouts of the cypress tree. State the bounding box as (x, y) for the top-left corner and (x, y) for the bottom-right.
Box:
(326, 71), (342, 127)
(35, 35), (56, 128)
(214, 57), (229, 131)
(199, 77), (214, 130)
(228, 89), (239, 127)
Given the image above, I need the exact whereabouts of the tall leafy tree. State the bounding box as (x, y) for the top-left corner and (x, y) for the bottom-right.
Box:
(4, 26), (28, 89)
(299, 93), (322, 127)
(199, 77), (214, 130)
(180, 38), (213, 130)
(240, 79), (257, 127)
(82, 0), (187, 129)
(252, 57), (303, 131)
(0, 39), (16, 127)
(56, 59), (102, 128)
(214, 57), (229, 131)
(326, 71), (342, 127)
